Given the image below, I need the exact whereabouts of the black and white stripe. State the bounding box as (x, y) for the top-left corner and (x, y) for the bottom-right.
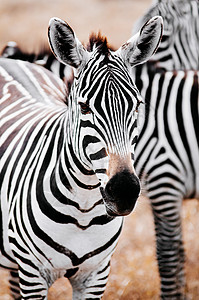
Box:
(1, 41), (73, 82)
(3, 2), (198, 298)
(133, 0), (199, 71)
(131, 1), (199, 298)
(0, 17), (163, 299)
(133, 63), (199, 299)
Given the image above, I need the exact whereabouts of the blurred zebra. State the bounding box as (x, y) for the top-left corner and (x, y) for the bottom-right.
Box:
(132, 0), (199, 298)
(0, 17), (163, 299)
(134, 63), (199, 299)
(1, 41), (73, 82)
(133, 0), (199, 71)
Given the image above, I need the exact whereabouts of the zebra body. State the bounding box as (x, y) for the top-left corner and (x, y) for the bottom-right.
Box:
(135, 64), (199, 198)
(0, 55), (125, 300)
(132, 1), (199, 298)
(0, 17), (163, 299)
(134, 63), (199, 298)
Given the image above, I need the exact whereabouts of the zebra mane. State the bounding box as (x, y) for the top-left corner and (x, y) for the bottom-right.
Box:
(87, 33), (111, 60)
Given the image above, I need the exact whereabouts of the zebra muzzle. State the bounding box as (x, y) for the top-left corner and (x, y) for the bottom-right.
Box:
(100, 170), (140, 216)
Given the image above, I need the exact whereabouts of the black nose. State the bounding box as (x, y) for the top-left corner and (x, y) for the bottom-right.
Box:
(102, 170), (140, 216)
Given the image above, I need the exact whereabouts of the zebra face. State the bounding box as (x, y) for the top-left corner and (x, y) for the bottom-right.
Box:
(74, 53), (142, 216)
(48, 16), (163, 216)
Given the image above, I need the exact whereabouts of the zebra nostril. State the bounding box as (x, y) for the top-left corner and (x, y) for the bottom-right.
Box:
(104, 171), (140, 213)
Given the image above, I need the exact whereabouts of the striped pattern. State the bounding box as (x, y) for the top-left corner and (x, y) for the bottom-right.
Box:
(0, 15), (163, 298)
(2, 9), (197, 297)
(133, 62), (199, 299)
(73, 54), (139, 157)
(1, 41), (73, 82)
(131, 1), (199, 298)
(0, 38), (141, 298)
(0, 57), (125, 299)
(133, 0), (199, 70)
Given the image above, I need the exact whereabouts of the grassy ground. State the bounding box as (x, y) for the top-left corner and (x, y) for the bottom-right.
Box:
(0, 0), (199, 299)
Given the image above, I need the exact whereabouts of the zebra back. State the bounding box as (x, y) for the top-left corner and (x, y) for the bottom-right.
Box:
(1, 41), (73, 84)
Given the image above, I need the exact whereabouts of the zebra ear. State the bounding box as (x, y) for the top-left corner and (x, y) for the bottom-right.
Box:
(48, 18), (88, 68)
(116, 16), (163, 67)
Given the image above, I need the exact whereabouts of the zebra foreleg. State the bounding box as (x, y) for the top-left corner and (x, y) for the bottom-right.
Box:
(69, 259), (111, 300)
(14, 267), (48, 300)
(9, 270), (21, 299)
(151, 199), (186, 300)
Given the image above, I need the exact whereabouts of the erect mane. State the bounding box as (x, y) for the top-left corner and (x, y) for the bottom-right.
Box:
(87, 33), (111, 58)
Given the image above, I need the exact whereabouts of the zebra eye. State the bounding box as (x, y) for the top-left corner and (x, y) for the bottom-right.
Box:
(79, 102), (91, 115)
(135, 99), (144, 113)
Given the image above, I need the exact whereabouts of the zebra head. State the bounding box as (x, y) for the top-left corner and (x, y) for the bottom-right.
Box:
(48, 16), (163, 216)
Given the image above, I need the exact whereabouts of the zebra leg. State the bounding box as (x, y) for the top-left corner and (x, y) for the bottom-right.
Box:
(16, 267), (48, 300)
(70, 259), (111, 299)
(8, 268), (49, 299)
(9, 270), (21, 299)
(151, 196), (185, 299)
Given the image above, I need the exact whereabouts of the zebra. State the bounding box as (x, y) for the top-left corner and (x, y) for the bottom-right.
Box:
(0, 16), (163, 299)
(133, 0), (199, 71)
(134, 63), (199, 299)
(4, 2), (198, 298)
(131, 1), (199, 299)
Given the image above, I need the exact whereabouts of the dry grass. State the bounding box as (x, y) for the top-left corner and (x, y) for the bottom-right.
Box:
(0, 0), (199, 299)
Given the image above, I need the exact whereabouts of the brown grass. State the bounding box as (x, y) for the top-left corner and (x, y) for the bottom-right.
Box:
(0, 0), (199, 299)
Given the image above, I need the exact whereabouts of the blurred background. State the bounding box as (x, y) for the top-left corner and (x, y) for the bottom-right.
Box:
(0, 0), (151, 52)
(0, 0), (199, 299)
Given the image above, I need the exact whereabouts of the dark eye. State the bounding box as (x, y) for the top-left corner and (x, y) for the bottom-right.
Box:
(79, 102), (91, 115)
